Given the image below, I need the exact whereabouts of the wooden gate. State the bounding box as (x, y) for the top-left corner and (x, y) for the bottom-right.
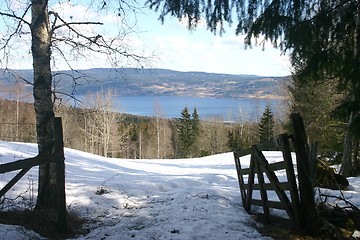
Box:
(234, 113), (316, 234)
(0, 117), (67, 232)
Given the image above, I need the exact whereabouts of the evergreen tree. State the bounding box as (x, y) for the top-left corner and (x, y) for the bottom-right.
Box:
(178, 106), (194, 157)
(146, 0), (360, 176)
(289, 77), (344, 159)
(191, 107), (200, 155)
(192, 107), (200, 137)
(227, 129), (242, 151)
(258, 105), (274, 143)
(178, 106), (200, 157)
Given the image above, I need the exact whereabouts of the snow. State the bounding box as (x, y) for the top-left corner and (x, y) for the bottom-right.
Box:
(0, 141), (359, 239)
(0, 224), (45, 240)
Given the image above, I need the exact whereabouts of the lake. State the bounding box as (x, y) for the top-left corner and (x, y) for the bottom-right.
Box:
(110, 96), (285, 121)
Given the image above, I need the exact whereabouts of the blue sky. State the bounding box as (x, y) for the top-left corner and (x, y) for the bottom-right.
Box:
(137, 9), (291, 76)
(0, 1), (291, 77)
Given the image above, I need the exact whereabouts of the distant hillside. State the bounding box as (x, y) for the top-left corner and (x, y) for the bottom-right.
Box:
(0, 68), (288, 99)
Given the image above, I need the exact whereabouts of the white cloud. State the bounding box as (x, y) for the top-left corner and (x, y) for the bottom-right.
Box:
(0, 2), (291, 75)
(147, 28), (290, 76)
(51, 1), (95, 22)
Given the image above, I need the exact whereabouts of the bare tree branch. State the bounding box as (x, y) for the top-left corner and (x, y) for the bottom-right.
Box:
(0, 6), (31, 26)
(49, 11), (103, 32)
(1, 0), (152, 96)
(49, 10), (147, 64)
(0, 4), (31, 52)
(319, 191), (360, 212)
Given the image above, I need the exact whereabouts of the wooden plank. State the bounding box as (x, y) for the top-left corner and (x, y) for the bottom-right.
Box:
(268, 161), (286, 172)
(253, 146), (270, 221)
(279, 133), (302, 231)
(250, 199), (294, 210)
(238, 159), (285, 175)
(0, 156), (40, 174)
(0, 166), (31, 198)
(244, 152), (256, 212)
(0, 154), (58, 174)
(238, 168), (250, 175)
(236, 155), (285, 174)
(309, 143), (318, 188)
(234, 148), (252, 158)
(233, 151), (247, 210)
(241, 182), (291, 191)
(249, 198), (264, 206)
(291, 113), (316, 234)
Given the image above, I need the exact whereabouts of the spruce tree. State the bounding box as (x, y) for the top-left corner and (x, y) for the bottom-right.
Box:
(258, 105), (274, 143)
(178, 106), (194, 157)
(227, 129), (242, 151)
(178, 106), (200, 157)
(147, 0), (360, 176)
(192, 107), (200, 137)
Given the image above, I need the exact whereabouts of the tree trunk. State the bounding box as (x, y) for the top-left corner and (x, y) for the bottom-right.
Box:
(31, 0), (56, 209)
(353, 139), (359, 171)
(341, 9), (360, 177)
(340, 124), (354, 177)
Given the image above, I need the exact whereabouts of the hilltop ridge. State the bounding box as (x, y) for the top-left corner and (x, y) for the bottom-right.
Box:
(0, 68), (288, 99)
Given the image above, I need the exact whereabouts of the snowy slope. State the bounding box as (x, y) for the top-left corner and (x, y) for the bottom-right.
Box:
(0, 141), (359, 239)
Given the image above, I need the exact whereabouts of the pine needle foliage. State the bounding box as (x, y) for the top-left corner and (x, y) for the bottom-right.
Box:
(146, 0), (360, 175)
(178, 106), (200, 157)
(258, 105), (275, 143)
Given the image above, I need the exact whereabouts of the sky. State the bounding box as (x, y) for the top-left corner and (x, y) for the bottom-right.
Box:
(136, 10), (291, 76)
(0, 0), (291, 77)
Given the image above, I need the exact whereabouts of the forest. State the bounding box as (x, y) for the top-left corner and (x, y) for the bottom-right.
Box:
(0, 92), (278, 159)
(0, 76), (350, 168)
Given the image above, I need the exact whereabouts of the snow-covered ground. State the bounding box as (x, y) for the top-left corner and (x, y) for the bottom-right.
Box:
(0, 141), (359, 240)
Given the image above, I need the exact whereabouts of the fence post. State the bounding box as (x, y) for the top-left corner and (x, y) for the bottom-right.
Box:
(233, 151), (247, 207)
(253, 145), (270, 222)
(279, 133), (301, 231)
(290, 113), (316, 234)
(53, 117), (67, 232)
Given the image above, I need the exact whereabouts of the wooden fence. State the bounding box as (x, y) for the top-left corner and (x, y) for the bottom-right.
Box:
(234, 113), (317, 234)
(0, 117), (67, 232)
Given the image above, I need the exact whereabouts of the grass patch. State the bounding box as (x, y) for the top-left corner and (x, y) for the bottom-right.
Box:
(0, 209), (88, 239)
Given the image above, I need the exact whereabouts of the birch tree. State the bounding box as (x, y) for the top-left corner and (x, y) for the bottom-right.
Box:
(0, 0), (147, 209)
(82, 89), (127, 157)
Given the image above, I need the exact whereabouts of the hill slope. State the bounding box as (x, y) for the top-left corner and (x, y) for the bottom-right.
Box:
(1, 142), (360, 239)
(0, 68), (287, 99)
(0, 141), (272, 239)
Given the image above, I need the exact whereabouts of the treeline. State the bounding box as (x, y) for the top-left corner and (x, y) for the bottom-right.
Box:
(0, 81), (349, 163)
(54, 98), (282, 159)
(0, 92), (284, 159)
(0, 77), (357, 172)
(0, 98), (36, 142)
